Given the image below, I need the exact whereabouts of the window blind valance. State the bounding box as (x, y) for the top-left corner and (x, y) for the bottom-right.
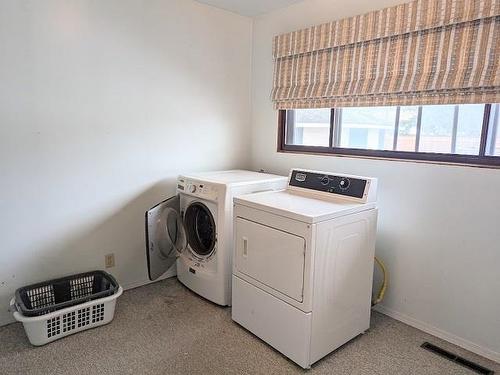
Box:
(271, 0), (500, 109)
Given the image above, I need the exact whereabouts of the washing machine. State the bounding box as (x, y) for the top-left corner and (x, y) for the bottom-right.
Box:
(231, 169), (378, 368)
(145, 170), (287, 306)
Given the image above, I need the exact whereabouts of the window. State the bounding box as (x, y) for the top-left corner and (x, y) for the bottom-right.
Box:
(338, 106), (397, 150)
(284, 109), (330, 147)
(486, 104), (500, 157)
(278, 104), (500, 167)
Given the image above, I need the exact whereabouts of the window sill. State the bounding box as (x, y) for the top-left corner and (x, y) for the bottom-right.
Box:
(277, 146), (500, 169)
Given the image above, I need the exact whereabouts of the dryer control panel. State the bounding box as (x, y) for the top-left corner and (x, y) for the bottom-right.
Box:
(288, 169), (376, 202)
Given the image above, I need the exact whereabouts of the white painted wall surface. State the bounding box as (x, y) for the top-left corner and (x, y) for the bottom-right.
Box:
(249, 0), (500, 362)
(0, 0), (252, 326)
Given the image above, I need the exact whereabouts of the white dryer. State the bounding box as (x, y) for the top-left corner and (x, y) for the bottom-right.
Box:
(232, 169), (378, 368)
(145, 170), (287, 306)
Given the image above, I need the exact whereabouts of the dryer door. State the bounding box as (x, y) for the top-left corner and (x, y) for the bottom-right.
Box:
(145, 195), (187, 280)
(234, 217), (305, 302)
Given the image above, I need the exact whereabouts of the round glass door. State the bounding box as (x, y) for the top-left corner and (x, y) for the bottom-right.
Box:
(184, 202), (216, 257)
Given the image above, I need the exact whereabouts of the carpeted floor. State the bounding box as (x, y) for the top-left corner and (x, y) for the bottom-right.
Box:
(0, 278), (498, 375)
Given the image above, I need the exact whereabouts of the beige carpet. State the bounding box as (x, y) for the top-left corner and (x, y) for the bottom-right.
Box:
(0, 278), (498, 375)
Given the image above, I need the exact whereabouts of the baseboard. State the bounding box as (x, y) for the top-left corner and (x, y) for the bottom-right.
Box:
(375, 304), (500, 364)
(0, 315), (15, 327)
(121, 267), (177, 290)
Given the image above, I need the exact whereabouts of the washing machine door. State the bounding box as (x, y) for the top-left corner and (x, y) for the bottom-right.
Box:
(145, 195), (187, 280)
(184, 202), (217, 258)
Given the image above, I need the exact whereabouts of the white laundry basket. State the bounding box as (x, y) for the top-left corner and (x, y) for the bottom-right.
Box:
(10, 270), (123, 346)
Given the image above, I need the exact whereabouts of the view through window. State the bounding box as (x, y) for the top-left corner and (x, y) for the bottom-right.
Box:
(281, 104), (500, 166)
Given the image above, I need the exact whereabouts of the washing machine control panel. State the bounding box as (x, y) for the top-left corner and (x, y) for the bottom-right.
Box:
(177, 178), (218, 201)
(289, 170), (369, 200)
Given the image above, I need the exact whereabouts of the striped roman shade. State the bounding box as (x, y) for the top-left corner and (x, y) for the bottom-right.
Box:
(271, 0), (500, 109)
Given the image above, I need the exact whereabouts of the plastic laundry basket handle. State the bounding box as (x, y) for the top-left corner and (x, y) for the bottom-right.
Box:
(9, 298), (22, 320)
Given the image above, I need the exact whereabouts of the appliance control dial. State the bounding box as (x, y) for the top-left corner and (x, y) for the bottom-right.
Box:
(188, 184), (197, 194)
(320, 175), (330, 185)
(339, 177), (350, 190)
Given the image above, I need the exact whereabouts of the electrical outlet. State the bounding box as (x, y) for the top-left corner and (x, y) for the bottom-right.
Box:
(105, 253), (115, 268)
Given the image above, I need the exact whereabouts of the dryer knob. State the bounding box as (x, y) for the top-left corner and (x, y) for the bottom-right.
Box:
(188, 184), (197, 193)
(339, 178), (350, 190)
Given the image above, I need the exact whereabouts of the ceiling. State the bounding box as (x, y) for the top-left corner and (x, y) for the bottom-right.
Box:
(196, 0), (303, 17)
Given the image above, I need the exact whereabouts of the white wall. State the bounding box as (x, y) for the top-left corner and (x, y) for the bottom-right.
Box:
(250, 0), (500, 362)
(0, 0), (252, 325)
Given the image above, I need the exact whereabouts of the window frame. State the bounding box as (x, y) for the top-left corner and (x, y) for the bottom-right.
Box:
(277, 104), (500, 168)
